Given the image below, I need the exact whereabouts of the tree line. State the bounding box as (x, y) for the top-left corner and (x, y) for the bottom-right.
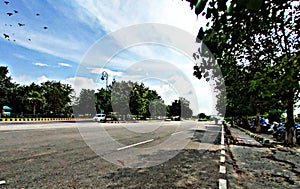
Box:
(185, 0), (299, 145)
(73, 80), (193, 119)
(0, 66), (73, 117)
(0, 66), (193, 119)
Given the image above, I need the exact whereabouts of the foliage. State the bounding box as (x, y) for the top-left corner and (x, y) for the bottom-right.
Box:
(75, 89), (96, 116)
(27, 90), (45, 116)
(198, 112), (210, 120)
(185, 0), (300, 144)
(169, 97), (193, 118)
(0, 66), (15, 109)
(0, 67), (74, 117)
(1, 66), (194, 119)
(41, 81), (73, 115)
(110, 81), (165, 118)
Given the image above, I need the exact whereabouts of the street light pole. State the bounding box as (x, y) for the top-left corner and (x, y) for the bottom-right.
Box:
(101, 71), (108, 113)
(101, 71), (108, 91)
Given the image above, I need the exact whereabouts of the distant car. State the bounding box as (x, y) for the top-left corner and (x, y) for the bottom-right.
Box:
(105, 114), (118, 122)
(93, 114), (106, 122)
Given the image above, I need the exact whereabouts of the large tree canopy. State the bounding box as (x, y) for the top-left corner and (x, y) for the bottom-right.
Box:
(185, 0), (299, 145)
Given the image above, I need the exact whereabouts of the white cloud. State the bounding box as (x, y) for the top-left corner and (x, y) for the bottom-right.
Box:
(88, 67), (123, 77)
(75, 0), (205, 35)
(37, 75), (50, 83)
(4, 0), (216, 115)
(13, 75), (33, 85)
(13, 75), (53, 85)
(13, 53), (29, 60)
(33, 62), (49, 67)
(13, 31), (85, 63)
(58, 62), (72, 67)
(63, 76), (95, 96)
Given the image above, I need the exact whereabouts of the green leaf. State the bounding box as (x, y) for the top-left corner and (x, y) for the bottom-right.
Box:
(195, 0), (208, 16)
(227, 2), (235, 13)
(246, 0), (263, 10)
(196, 27), (204, 42)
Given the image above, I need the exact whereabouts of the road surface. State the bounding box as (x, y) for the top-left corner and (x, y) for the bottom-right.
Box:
(0, 120), (222, 188)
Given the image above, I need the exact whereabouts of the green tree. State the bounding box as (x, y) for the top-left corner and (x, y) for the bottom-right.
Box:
(0, 66), (14, 109)
(76, 89), (96, 116)
(111, 81), (133, 116)
(198, 113), (207, 119)
(169, 97), (193, 119)
(186, 0), (299, 145)
(95, 88), (112, 114)
(110, 81), (165, 119)
(41, 81), (73, 116)
(149, 99), (166, 118)
(27, 90), (45, 116)
(130, 83), (148, 117)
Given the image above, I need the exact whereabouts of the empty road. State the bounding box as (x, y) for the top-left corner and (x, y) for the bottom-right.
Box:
(0, 120), (222, 188)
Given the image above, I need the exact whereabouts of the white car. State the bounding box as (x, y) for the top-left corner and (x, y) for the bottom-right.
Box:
(93, 114), (106, 122)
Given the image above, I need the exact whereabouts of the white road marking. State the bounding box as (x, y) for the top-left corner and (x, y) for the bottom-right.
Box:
(219, 179), (227, 189)
(219, 124), (227, 189)
(171, 131), (184, 136)
(221, 150), (226, 155)
(221, 124), (225, 145)
(220, 156), (225, 163)
(219, 165), (226, 174)
(117, 139), (154, 151)
(1, 130), (27, 134)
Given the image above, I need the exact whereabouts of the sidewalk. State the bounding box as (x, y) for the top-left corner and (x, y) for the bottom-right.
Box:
(225, 125), (300, 189)
(228, 126), (262, 146)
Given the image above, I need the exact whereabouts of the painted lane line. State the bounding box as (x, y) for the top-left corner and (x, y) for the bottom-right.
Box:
(219, 124), (227, 189)
(219, 179), (227, 189)
(117, 139), (154, 151)
(220, 156), (225, 163)
(221, 150), (226, 155)
(221, 124), (225, 145)
(219, 165), (226, 174)
(171, 131), (184, 136)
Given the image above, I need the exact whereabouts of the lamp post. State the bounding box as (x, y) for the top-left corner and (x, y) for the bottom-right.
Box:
(101, 71), (108, 91)
(101, 71), (108, 113)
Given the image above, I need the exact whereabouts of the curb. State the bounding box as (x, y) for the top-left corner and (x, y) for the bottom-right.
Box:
(231, 125), (275, 146)
(0, 118), (92, 124)
(0, 117), (78, 122)
(227, 127), (245, 145)
(219, 124), (227, 189)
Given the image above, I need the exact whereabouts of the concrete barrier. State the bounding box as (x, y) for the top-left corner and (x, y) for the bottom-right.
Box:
(0, 117), (88, 122)
(232, 124), (277, 146)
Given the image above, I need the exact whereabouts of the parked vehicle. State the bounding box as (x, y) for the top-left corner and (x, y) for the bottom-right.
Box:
(93, 114), (106, 122)
(273, 123), (285, 142)
(105, 114), (118, 122)
(260, 117), (270, 133)
(268, 122), (279, 133)
(248, 119), (257, 132)
(273, 123), (300, 143)
(296, 123), (300, 144)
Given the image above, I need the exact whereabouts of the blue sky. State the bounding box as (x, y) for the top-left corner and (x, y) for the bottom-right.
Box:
(0, 0), (223, 115)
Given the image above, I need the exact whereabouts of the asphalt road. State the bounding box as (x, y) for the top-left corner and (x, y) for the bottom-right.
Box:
(0, 121), (222, 188)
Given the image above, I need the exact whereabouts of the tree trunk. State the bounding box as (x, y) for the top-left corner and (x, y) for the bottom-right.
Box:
(33, 102), (36, 116)
(285, 97), (295, 146)
(256, 112), (261, 133)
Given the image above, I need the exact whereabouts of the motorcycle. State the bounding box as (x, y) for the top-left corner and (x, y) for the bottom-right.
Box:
(260, 117), (270, 133)
(296, 123), (300, 144)
(273, 123), (300, 143)
(268, 122), (279, 134)
(273, 123), (285, 142)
